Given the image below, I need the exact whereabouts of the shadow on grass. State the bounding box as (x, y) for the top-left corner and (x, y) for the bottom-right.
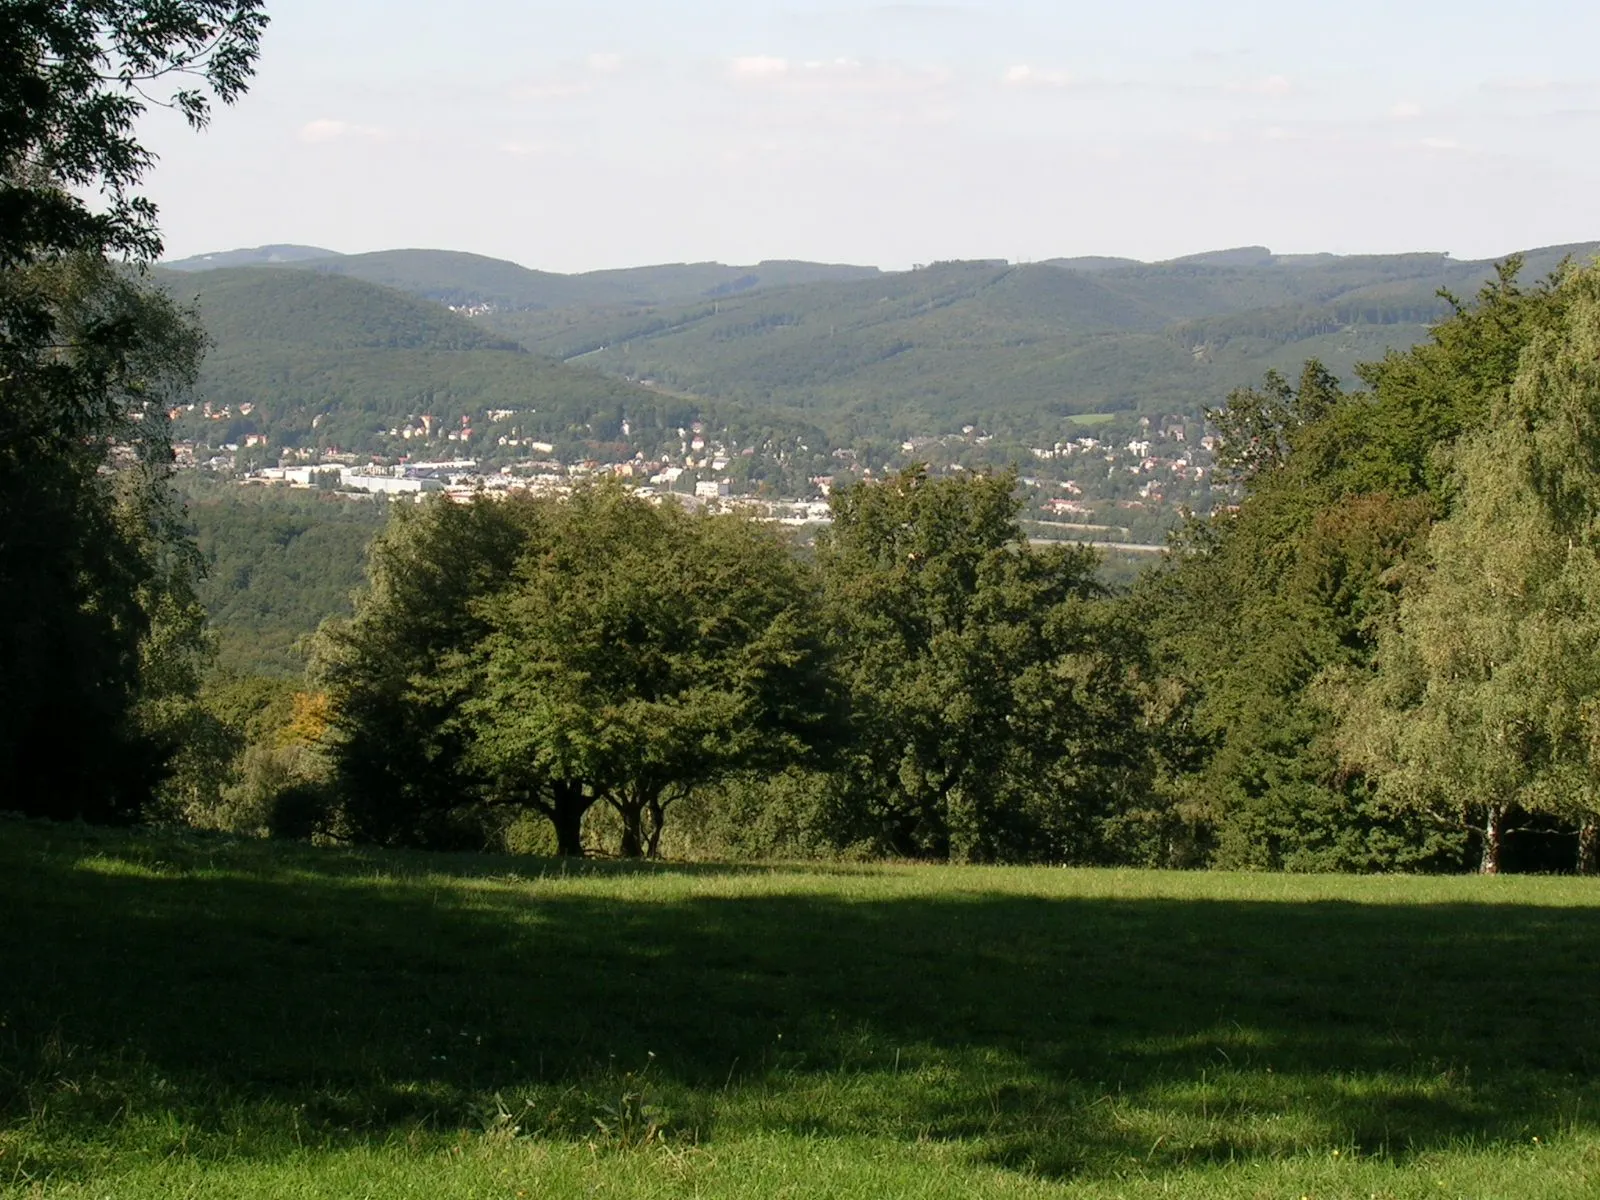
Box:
(3, 823), (1598, 1184)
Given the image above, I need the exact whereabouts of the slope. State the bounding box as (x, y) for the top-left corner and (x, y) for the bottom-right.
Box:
(162, 268), (816, 456)
(163, 244), (341, 270)
(156, 246), (887, 312)
(475, 243), (1600, 437)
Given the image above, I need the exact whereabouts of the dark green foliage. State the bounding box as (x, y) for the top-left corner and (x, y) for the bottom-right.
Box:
(468, 485), (841, 856)
(1, 1), (264, 822)
(316, 495), (537, 848)
(819, 467), (1154, 861)
(164, 266), (828, 455)
(317, 487), (841, 857)
(0, 258), (209, 821)
(478, 245), (1599, 441)
(181, 481), (387, 676)
(268, 248), (882, 311)
(1133, 261), (1581, 870)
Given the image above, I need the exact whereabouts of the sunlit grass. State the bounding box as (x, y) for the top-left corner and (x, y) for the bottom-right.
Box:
(4, 819), (1598, 1197)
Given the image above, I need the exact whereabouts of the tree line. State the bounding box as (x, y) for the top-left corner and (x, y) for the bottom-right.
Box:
(8, 4), (1600, 872)
(151, 256), (1600, 873)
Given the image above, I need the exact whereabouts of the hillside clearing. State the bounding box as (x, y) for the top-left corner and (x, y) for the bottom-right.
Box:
(3, 821), (1597, 1198)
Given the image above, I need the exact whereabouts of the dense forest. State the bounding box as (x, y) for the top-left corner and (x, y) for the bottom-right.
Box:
(132, 254), (1600, 873)
(164, 239), (1600, 450)
(7, 0), (1600, 876)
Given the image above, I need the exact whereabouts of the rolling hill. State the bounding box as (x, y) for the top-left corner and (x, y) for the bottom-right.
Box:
(163, 244), (341, 270)
(162, 239), (1600, 446)
(158, 267), (820, 455)
(165, 246), (883, 311)
(474, 242), (1600, 437)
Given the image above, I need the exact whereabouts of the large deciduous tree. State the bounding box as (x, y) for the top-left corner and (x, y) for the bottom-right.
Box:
(316, 495), (539, 847)
(819, 467), (1152, 862)
(2, 2), (266, 819)
(1338, 266), (1600, 874)
(1136, 266), (1574, 871)
(319, 486), (839, 857)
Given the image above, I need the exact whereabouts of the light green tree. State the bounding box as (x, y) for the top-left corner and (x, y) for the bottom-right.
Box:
(1339, 266), (1600, 873)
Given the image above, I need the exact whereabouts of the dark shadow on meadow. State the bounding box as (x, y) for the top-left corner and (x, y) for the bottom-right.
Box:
(4, 829), (1598, 1183)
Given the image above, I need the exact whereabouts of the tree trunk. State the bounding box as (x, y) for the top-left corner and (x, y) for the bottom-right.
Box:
(548, 780), (592, 857)
(644, 793), (668, 859)
(1479, 803), (1505, 875)
(1578, 814), (1599, 876)
(610, 790), (646, 858)
(617, 810), (644, 858)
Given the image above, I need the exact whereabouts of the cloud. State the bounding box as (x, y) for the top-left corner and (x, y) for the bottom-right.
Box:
(1481, 77), (1563, 93)
(730, 55), (791, 80)
(587, 52), (623, 74)
(1003, 65), (1072, 89)
(1391, 100), (1424, 119)
(1417, 136), (1463, 151)
(299, 119), (387, 144)
(499, 139), (567, 158)
(730, 56), (948, 95)
(1225, 74), (1292, 96)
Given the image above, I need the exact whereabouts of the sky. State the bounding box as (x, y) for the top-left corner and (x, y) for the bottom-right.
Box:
(141, 0), (1600, 273)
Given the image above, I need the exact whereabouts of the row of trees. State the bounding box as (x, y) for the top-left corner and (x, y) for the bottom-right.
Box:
(300, 472), (1155, 861)
(2, 3), (267, 821)
(35, 257), (1600, 871)
(1140, 259), (1600, 873)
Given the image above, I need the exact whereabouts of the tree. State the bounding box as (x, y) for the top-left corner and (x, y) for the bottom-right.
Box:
(319, 486), (838, 857)
(468, 483), (838, 857)
(316, 495), (540, 847)
(818, 467), (1151, 862)
(1136, 261), (1573, 871)
(1, 3), (266, 820)
(1, 256), (210, 819)
(1, 2), (267, 265)
(1339, 266), (1600, 874)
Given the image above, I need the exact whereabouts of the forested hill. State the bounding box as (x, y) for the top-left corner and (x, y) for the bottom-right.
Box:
(161, 240), (1600, 446)
(158, 267), (818, 454)
(478, 242), (1600, 437)
(165, 246), (883, 312)
(164, 244), (340, 270)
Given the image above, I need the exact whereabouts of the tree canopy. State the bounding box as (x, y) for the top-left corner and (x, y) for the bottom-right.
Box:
(1, 1), (266, 819)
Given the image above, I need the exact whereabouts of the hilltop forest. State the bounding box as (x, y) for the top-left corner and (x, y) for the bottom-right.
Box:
(157, 239), (1600, 460)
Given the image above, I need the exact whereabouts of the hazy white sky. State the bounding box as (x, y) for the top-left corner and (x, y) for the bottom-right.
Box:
(142, 0), (1600, 271)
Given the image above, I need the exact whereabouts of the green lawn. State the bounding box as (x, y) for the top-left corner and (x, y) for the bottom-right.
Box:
(3, 820), (1598, 1198)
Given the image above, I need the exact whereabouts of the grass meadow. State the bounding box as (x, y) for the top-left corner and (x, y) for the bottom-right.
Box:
(3, 818), (1598, 1198)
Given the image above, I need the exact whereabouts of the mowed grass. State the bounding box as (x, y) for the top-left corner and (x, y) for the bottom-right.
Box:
(3, 820), (1599, 1198)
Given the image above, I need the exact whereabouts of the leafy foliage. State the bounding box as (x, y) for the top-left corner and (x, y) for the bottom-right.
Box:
(0, 1), (266, 264)
(1, 1), (265, 821)
(0, 257), (209, 819)
(316, 486), (839, 856)
(181, 480), (387, 676)
(819, 467), (1155, 861)
(1133, 259), (1584, 871)
(1338, 267), (1600, 872)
